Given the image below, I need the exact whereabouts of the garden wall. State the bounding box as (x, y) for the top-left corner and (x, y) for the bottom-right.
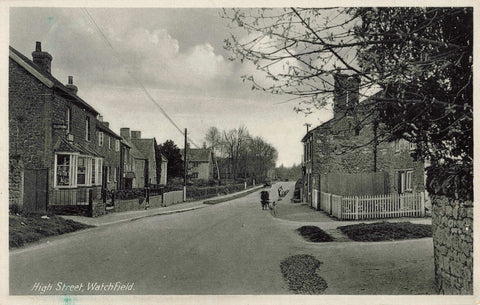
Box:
(431, 195), (473, 294)
(114, 195), (163, 212)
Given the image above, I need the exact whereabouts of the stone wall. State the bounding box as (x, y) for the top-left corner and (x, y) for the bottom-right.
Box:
(48, 205), (90, 217)
(431, 195), (473, 294)
(113, 195), (163, 212)
(9, 158), (24, 206)
(92, 201), (106, 217)
(48, 201), (106, 217)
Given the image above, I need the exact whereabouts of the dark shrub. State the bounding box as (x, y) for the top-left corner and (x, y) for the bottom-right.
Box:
(9, 203), (23, 215)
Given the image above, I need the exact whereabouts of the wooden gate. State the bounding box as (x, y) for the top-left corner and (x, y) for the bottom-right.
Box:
(23, 168), (48, 213)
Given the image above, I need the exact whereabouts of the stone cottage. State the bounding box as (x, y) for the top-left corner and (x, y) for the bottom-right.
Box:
(9, 42), (125, 213)
(181, 146), (214, 181)
(301, 74), (425, 204)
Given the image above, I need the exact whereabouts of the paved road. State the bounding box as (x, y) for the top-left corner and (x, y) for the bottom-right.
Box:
(10, 182), (436, 295)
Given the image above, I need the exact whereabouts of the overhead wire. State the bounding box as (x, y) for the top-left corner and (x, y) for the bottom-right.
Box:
(82, 8), (200, 148)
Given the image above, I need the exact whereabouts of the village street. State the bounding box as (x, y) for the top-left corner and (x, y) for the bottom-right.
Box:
(10, 182), (436, 295)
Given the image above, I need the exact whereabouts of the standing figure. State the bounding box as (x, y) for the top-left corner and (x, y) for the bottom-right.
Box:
(260, 190), (270, 210)
(269, 201), (277, 217)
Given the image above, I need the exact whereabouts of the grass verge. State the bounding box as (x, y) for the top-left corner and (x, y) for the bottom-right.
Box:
(9, 214), (93, 249)
(203, 186), (263, 205)
(280, 254), (328, 294)
(337, 221), (432, 242)
(297, 226), (334, 242)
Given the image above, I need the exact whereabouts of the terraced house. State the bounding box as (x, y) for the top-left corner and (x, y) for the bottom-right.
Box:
(8, 42), (126, 214)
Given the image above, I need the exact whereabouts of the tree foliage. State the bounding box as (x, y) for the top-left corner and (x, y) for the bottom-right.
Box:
(223, 7), (473, 201)
(156, 140), (184, 180)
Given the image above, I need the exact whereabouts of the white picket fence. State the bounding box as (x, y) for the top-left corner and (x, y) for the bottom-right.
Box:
(318, 191), (425, 220)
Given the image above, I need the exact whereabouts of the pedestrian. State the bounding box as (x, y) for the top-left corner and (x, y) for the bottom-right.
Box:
(277, 185), (284, 197)
(260, 190), (270, 210)
(269, 200), (277, 217)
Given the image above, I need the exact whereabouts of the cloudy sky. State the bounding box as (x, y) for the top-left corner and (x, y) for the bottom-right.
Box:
(9, 7), (332, 167)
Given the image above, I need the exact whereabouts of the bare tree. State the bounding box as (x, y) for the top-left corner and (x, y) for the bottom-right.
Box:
(223, 7), (473, 200)
(205, 126), (222, 180)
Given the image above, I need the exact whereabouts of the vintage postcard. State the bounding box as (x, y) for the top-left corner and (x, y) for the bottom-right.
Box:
(2, 1), (477, 305)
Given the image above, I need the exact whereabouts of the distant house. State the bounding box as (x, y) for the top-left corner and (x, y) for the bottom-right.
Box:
(119, 128), (159, 188)
(96, 118), (123, 191)
(301, 74), (425, 204)
(8, 42), (123, 212)
(181, 146), (214, 181)
(130, 131), (157, 186)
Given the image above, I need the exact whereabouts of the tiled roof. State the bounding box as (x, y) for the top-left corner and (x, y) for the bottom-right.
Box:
(53, 138), (102, 157)
(97, 121), (122, 139)
(122, 138), (146, 159)
(9, 45), (99, 115)
(131, 138), (155, 159)
(181, 148), (212, 162)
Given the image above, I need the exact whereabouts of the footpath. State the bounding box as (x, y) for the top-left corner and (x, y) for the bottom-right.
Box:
(62, 185), (263, 227)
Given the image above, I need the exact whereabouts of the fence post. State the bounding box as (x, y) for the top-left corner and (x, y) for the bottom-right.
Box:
(329, 193), (333, 216)
(318, 191), (322, 211)
(339, 195), (343, 220)
(88, 189), (93, 217)
(420, 191), (425, 217)
(355, 196), (359, 220)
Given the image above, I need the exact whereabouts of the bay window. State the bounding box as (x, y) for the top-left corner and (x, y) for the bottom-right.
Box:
(54, 153), (103, 188)
(77, 156), (87, 185)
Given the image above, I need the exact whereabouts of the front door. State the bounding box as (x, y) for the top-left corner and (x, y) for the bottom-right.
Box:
(23, 169), (48, 213)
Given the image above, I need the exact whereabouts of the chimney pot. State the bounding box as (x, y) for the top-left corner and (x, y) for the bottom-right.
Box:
(32, 41), (53, 74)
(120, 128), (131, 141)
(65, 76), (78, 95)
(131, 131), (141, 139)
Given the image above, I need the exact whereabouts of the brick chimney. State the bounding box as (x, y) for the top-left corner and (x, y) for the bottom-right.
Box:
(333, 73), (360, 116)
(131, 131), (141, 139)
(120, 128), (131, 142)
(65, 76), (78, 95)
(32, 42), (52, 74)
(98, 115), (103, 122)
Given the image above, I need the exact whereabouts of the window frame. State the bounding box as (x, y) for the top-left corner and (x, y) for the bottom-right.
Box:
(66, 107), (72, 134)
(98, 131), (104, 146)
(54, 153), (78, 188)
(54, 153), (103, 188)
(85, 116), (91, 141)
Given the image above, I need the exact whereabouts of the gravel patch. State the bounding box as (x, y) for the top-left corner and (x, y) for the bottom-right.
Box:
(296, 226), (334, 242)
(280, 254), (328, 294)
(338, 221), (432, 242)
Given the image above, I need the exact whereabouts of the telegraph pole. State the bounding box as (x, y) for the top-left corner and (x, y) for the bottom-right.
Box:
(183, 128), (187, 202)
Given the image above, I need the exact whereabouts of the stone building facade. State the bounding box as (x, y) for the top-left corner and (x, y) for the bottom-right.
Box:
(301, 74), (425, 203)
(182, 147), (214, 181)
(8, 42), (123, 212)
(96, 119), (123, 191)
